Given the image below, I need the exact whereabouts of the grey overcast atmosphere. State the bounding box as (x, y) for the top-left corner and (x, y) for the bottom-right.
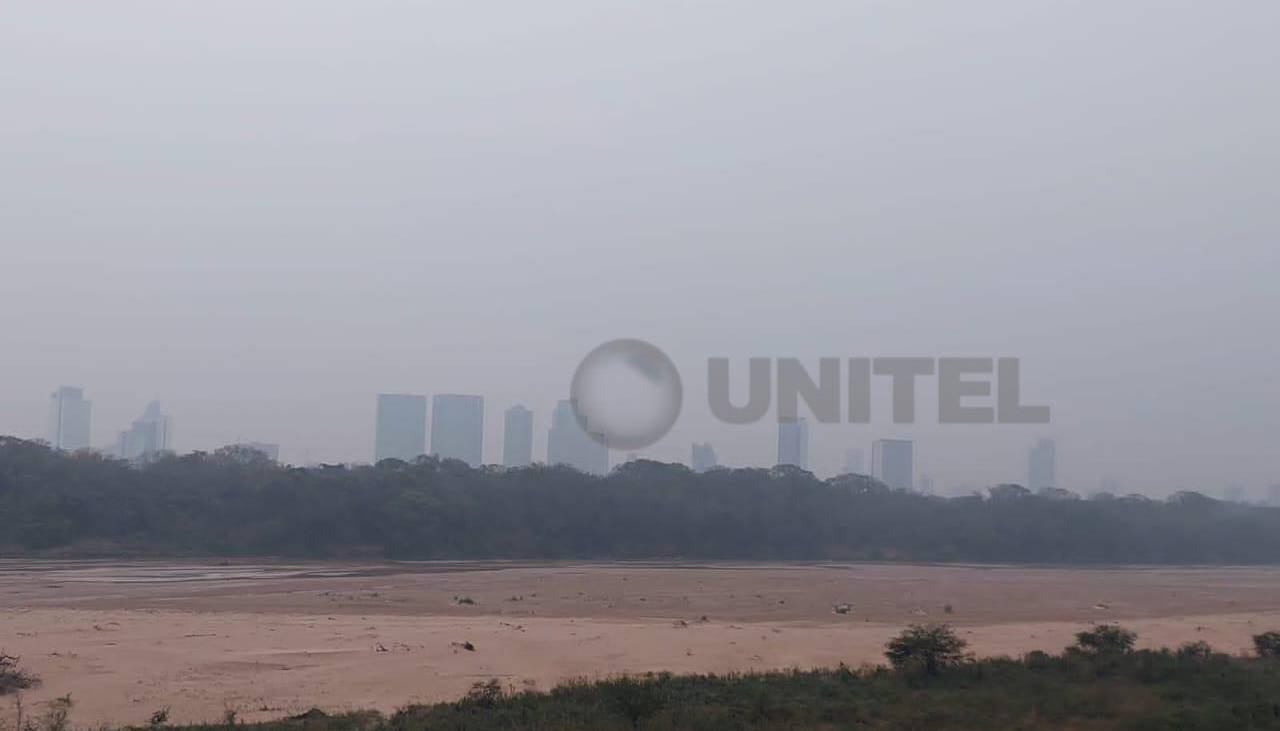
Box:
(2, 1), (1277, 496)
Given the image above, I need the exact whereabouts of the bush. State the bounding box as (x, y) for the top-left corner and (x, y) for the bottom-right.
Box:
(460, 679), (503, 709)
(1254, 631), (1280, 659)
(884, 624), (970, 675)
(605, 675), (667, 728)
(1072, 625), (1137, 657)
(1176, 640), (1214, 662)
(0, 652), (39, 695)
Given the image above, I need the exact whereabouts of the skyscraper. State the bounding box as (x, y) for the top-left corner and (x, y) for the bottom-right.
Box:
(374, 394), (427, 463)
(1027, 438), (1056, 490)
(776, 418), (809, 469)
(431, 394), (484, 466)
(691, 442), (718, 472)
(47, 386), (92, 452)
(872, 439), (913, 490)
(842, 447), (865, 474)
(547, 400), (608, 475)
(502, 404), (534, 468)
(116, 401), (172, 460)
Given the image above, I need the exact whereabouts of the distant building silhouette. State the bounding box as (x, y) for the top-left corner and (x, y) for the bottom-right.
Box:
(502, 404), (534, 468)
(1223, 484), (1247, 503)
(547, 400), (608, 475)
(871, 439), (913, 490)
(1028, 438), (1056, 490)
(918, 473), (936, 495)
(842, 447), (865, 474)
(233, 441), (280, 462)
(116, 401), (172, 460)
(1268, 484), (1280, 508)
(777, 418), (809, 469)
(374, 394), (426, 463)
(691, 442), (718, 472)
(47, 386), (92, 452)
(431, 394), (484, 466)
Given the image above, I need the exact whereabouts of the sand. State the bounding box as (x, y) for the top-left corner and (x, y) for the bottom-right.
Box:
(3, 559), (1280, 725)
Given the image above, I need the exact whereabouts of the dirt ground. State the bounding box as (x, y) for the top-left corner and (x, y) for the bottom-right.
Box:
(4, 559), (1280, 725)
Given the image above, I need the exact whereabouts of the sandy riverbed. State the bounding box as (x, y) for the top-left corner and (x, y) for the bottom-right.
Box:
(3, 560), (1280, 725)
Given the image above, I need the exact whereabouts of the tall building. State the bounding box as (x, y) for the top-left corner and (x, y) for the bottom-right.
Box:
(374, 394), (427, 463)
(776, 418), (809, 469)
(871, 439), (913, 490)
(1028, 438), (1056, 490)
(842, 447), (865, 474)
(47, 386), (92, 452)
(691, 442), (718, 472)
(547, 400), (608, 475)
(116, 401), (172, 460)
(1268, 484), (1280, 508)
(431, 394), (484, 466)
(1223, 484), (1247, 503)
(502, 404), (534, 468)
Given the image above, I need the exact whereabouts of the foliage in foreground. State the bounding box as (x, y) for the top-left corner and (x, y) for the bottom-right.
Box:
(4, 437), (1280, 562)
(883, 623), (971, 674)
(14, 627), (1278, 731)
(0, 652), (39, 696)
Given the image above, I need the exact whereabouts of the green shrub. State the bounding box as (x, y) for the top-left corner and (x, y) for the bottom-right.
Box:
(1072, 624), (1137, 657)
(1253, 631), (1280, 659)
(884, 624), (970, 675)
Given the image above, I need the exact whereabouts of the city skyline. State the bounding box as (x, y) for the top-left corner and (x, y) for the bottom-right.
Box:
(14, 383), (1278, 501)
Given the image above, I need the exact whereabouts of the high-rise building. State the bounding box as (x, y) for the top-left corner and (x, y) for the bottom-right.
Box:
(872, 439), (913, 490)
(691, 442), (718, 472)
(374, 394), (427, 463)
(776, 418), (809, 469)
(431, 394), (484, 466)
(47, 386), (92, 452)
(1223, 484), (1247, 503)
(842, 447), (865, 475)
(116, 401), (172, 460)
(1028, 438), (1056, 490)
(547, 400), (608, 475)
(502, 404), (534, 468)
(1268, 484), (1280, 508)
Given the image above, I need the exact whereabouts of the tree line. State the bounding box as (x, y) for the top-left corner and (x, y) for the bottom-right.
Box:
(2, 436), (1278, 563)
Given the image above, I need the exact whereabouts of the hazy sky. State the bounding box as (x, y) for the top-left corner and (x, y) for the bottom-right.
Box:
(3, 2), (1277, 495)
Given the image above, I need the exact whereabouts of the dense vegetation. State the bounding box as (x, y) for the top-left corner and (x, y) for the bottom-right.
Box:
(3, 436), (1280, 563)
(11, 626), (1280, 731)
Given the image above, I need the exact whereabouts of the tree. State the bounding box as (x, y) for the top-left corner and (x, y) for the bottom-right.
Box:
(1072, 625), (1137, 657)
(884, 624), (970, 675)
(988, 484), (1031, 500)
(1254, 631), (1280, 659)
(1176, 640), (1215, 662)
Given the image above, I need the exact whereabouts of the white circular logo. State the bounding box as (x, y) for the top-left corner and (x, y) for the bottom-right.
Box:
(570, 339), (682, 450)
